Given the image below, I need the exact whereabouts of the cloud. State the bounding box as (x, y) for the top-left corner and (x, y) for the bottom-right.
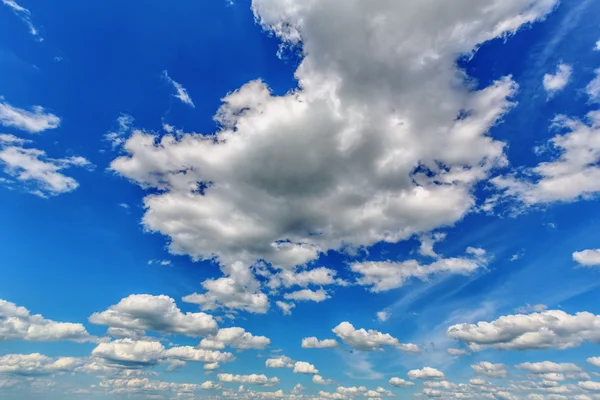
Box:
(199, 327), (270, 350)
(0, 142), (90, 198)
(332, 321), (418, 352)
(275, 301), (295, 316)
(265, 355), (293, 369)
(472, 362), (508, 378)
(301, 337), (338, 349)
(104, 114), (134, 149)
(89, 294), (218, 337)
(447, 348), (469, 356)
(217, 373), (279, 386)
(283, 288), (329, 302)
(100, 377), (219, 395)
(447, 309), (600, 350)
(351, 247), (487, 292)
(418, 233), (447, 259)
(407, 367), (445, 380)
(313, 375), (334, 385)
(163, 346), (234, 364)
(492, 111), (600, 205)
(0, 353), (84, 376)
(267, 267), (344, 289)
(92, 339), (166, 367)
(515, 304), (548, 313)
(376, 310), (391, 322)
(579, 381), (600, 391)
(162, 70), (195, 108)
(573, 249), (600, 267)
(515, 361), (582, 374)
(182, 262), (269, 314)
(293, 361), (318, 374)
(543, 63), (573, 97)
(110, 0), (556, 277)
(389, 377), (415, 387)
(587, 69), (600, 103)
(588, 357), (600, 368)
(0, 101), (59, 133)
(1, 0), (41, 40)
(0, 298), (92, 342)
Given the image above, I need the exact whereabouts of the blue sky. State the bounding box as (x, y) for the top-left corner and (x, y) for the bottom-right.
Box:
(1, 0), (600, 399)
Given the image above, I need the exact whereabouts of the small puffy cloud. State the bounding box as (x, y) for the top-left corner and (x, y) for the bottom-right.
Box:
(275, 301), (295, 316)
(447, 309), (600, 350)
(515, 362), (582, 374)
(268, 267), (344, 289)
(199, 327), (270, 350)
(579, 381), (600, 391)
(217, 373), (279, 386)
(0, 142), (90, 197)
(492, 110), (600, 205)
(587, 69), (600, 103)
(588, 357), (600, 368)
(301, 337), (338, 349)
(163, 346), (234, 364)
(0, 353), (84, 376)
(293, 361), (318, 374)
(283, 288), (330, 303)
(472, 362), (508, 378)
(265, 355), (293, 369)
(332, 322), (419, 352)
(100, 377), (219, 395)
(351, 248), (487, 292)
(182, 262), (269, 314)
(204, 362), (220, 371)
(447, 348), (469, 356)
(92, 339), (166, 367)
(418, 232), (447, 259)
(162, 70), (195, 108)
(89, 294), (218, 337)
(407, 367), (445, 380)
(573, 249), (600, 267)
(0, 298), (92, 342)
(104, 114), (134, 149)
(0, 101), (59, 133)
(543, 63), (572, 97)
(389, 377), (415, 387)
(313, 375), (334, 385)
(377, 310), (390, 322)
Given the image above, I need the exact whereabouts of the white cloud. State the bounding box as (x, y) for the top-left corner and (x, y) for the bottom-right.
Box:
(389, 377), (415, 387)
(267, 267), (344, 289)
(265, 355), (293, 369)
(588, 357), (600, 368)
(515, 304), (548, 313)
(163, 346), (234, 364)
(283, 288), (329, 303)
(111, 0), (556, 289)
(0, 101), (58, 133)
(199, 327), (270, 350)
(447, 348), (469, 356)
(573, 249), (600, 267)
(89, 294), (218, 336)
(100, 377), (219, 395)
(492, 111), (600, 205)
(579, 381), (600, 391)
(217, 373), (279, 386)
(407, 367), (445, 380)
(204, 362), (220, 371)
(293, 361), (318, 374)
(472, 362), (508, 378)
(418, 232), (447, 259)
(162, 70), (195, 108)
(543, 63), (572, 97)
(92, 339), (166, 367)
(1, 0), (40, 39)
(0, 353), (84, 376)
(0, 142), (90, 197)
(351, 247), (487, 292)
(587, 69), (600, 103)
(275, 301), (295, 316)
(182, 262), (269, 314)
(447, 309), (600, 350)
(313, 375), (334, 385)
(516, 362), (582, 374)
(376, 310), (391, 322)
(596, 40), (600, 51)
(104, 114), (134, 149)
(301, 337), (338, 349)
(332, 321), (418, 352)
(0, 298), (92, 342)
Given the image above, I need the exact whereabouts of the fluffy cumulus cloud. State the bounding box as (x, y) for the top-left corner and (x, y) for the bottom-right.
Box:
(199, 327), (270, 350)
(0, 137), (90, 197)
(515, 361), (583, 374)
(301, 337), (338, 349)
(351, 247), (487, 292)
(0, 353), (84, 376)
(267, 267), (344, 289)
(407, 367), (445, 380)
(472, 362), (508, 378)
(447, 309), (600, 350)
(275, 301), (295, 316)
(283, 288), (330, 303)
(587, 69), (600, 103)
(0, 100), (58, 133)
(100, 377), (219, 396)
(332, 322), (418, 352)
(162, 70), (195, 108)
(492, 109), (600, 205)
(265, 355), (293, 369)
(543, 63), (572, 97)
(389, 377), (415, 387)
(89, 294), (218, 336)
(0, 298), (92, 342)
(588, 357), (600, 368)
(293, 361), (318, 374)
(313, 375), (334, 385)
(217, 373), (279, 386)
(111, 0), (558, 312)
(573, 249), (600, 267)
